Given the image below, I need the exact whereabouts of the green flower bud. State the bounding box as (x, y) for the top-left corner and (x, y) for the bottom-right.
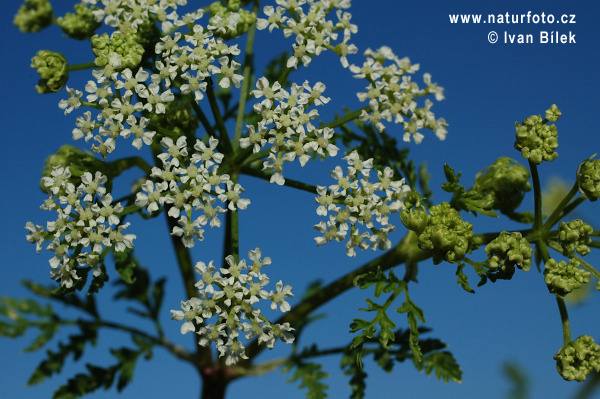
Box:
(13, 0), (53, 33)
(91, 31), (145, 70)
(486, 231), (532, 274)
(545, 104), (562, 122)
(400, 207), (430, 235)
(559, 220), (593, 257)
(472, 157), (531, 214)
(418, 202), (473, 264)
(554, 335), (600, 382)
(577, 157), (600, 201)
(30, 50), (69, 94)
(57, 3), (101, 40)
(544, 258), (591, 296)
(42, 145), (106, 191)
(514, 109), (559, 164)
(209, 1), (256, 40)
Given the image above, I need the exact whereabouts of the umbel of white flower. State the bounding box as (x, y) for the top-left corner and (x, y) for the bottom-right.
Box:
(171, 249), (295, 365)
(26, 167), (135, 288)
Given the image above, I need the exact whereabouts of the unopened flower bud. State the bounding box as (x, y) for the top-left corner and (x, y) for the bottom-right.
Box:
(209, 1), (256, 40)
(577, 157), (600, 201)
(514, 109), (559, 164)
(57, 3), (101, 40)
(30, 50), (69, 94)
(486, 231), (532, 273)
(554, 335), (600, 381)
(473, 157), (531, 214)
(91, 31), (144, 70)
(400, 207), (429, 235)
(545, 104), (562, 122)
(13, 0), (53, 33)
(559, 220), (593, 257)
(544, 258), (590, 296)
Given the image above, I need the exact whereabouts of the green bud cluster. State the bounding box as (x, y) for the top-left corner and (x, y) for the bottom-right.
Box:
(400, 193), (429, 234)
(485, 231), (532, 274)
(472, 157), (531, 214)
(91, 31), (145, 70)
(13, 0), (53, 33)
(514, 105), (560, 164)
(559, 220), (593, 257)
(577, 157), (600, 201)
(554, 335), (600, 382)
(209, 1), (257, 40)
(42, 145), (106, 189)
(162, 100), (200, 136)
(57, 3), (101, 40)
(417, 202), (474, 264)
(30, 50), (69, 94)
(544, 258), (591, 296)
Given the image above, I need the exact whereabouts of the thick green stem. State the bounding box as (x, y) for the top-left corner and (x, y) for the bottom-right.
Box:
(241, 166), (318, 194)
(528, 160), (543, 231)
(223, 174), (240, 264)
(322, 106), (370, 129)
(205, 77), (233, 155)
(67, 62), (96, 72)
(555, 295), (571, 345)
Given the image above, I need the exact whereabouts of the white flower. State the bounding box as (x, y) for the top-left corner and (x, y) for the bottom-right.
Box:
(58, 87), (83, 115)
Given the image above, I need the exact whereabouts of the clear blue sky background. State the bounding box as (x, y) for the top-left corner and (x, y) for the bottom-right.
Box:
(1, 1), (600, 399)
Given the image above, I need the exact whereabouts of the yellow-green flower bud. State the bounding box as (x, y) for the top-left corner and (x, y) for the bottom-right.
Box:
(514, 108), (559, 164)
(57, 3), (101, 40)
(13, 0), (53, 33)
(473, 157), (531, 214)
(559, 220), (593, 257)
(554, 335), (600, 382)
(544, 258), (591, 296)
(31, 50), (69, 94)
(417, 202), (473, 264)
(486, 231), (532, 273)
(400, 207), (429, 235)
(545, 104), (562, 122)
(577, 157), (600, 202)
(91, 31), (145, 70)
(209, 1), (256, 40)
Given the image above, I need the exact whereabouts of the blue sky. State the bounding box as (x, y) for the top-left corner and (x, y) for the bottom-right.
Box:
(1, 1), (600, 399)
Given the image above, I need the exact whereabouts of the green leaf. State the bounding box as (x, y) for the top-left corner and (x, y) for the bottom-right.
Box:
(419, 351), (462, 383)
(114, 248), (137, 285)
(396, 289), (425, 363)
(456, 263), (475, 293)
(442, 164), (498, 217)
(285, 361), (329, 399)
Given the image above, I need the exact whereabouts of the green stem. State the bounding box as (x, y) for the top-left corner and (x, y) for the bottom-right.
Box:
(543, 182), (580, 230)
(205, 77), (233, 155)
(67, 62), (96, 72)
(240, 231), (430, 364)
(233, 1), (259, 147)
(191, 100), (219, 141)
(242, 166), (318, 194)
(555, 295), (571, 345)
(322, 106), (370, 129)
(223, 175), (240, 264)
(528, 160), (543, 231)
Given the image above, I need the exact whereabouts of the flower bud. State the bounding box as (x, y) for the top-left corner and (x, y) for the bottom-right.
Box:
(91, 31), (145, 70)
(577, 157), (600, 201)
(30, 50), (69, 94)
(13, 0), (53, 33)
(417, 202), (473, 264)
(545, 104), (562, 122)
(514, 108), (559, 164)
(400, 207), (429, 235)
(544, 258), (591, 296)
(486, 231), (532, 273)
(554, 335), (600, 381)
(559, 220), (593, 257)
(472, 157), (531, 214)
(57, 3), (101, 40)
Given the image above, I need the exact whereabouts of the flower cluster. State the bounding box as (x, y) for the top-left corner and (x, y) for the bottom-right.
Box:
(577, 157), (600, 202)
(135, 136), (249, 248)
(485, 231), (533, 278)
(241, 77), (338, 184)
(417, 202), (474, 265)
(57, 3), (101, 40)
(31, 50), (69, 94)
(350, 46), (447, 144)
(208, 0), (257, 40)
(171, 249), (295, 365)
(544, 258), (591, 296)
(554, 335), (600, 382)
(58, 4), (246, 157)
(314, 151), (411, 257)
(514, 105), (560, 164)
(472, 157), (531, 214)
(26, 166), (135, 288)
(558, 220), (593, 257)
(256, 0), (358, 69)
(13, 0), (53, 33)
